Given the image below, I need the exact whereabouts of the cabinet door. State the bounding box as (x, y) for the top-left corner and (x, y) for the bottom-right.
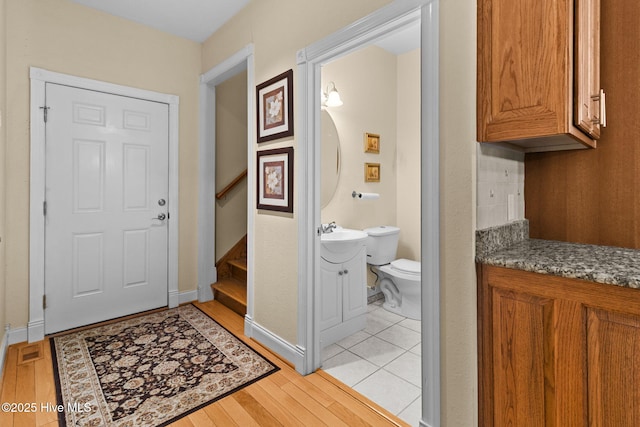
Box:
(342, 247), (367, 322)
(479, 266), (586, 426)
(575, 0), (604, 138)
(587, 309), (640, 426)
(490, 287), (555, 426)
(477, 0), (571, 142)
(320, 259), (343, 331)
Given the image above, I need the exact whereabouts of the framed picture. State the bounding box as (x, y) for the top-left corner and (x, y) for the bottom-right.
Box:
(365, 163), (380, 182)
(256, 69), (294, 143)
(257, 147), (294, 212)
(364, 132), (380, 153)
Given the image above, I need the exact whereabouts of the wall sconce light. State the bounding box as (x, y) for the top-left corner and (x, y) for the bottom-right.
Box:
(322, 82), (343, 108)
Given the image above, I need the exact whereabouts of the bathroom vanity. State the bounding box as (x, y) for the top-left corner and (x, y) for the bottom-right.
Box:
(319, 228), (368, 348)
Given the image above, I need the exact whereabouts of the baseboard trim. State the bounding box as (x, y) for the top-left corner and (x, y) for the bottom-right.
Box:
(179, 290), (199, 305)
(198, 283), (213, 302)
(0, 329), (8, 382)
(244, 315), (305, 373)
(8, 326), (28, 345)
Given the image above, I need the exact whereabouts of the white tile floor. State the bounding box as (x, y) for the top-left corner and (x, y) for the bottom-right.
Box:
(321, 299), (422, 426)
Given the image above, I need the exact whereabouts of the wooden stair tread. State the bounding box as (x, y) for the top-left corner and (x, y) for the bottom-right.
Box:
(212, 279), (247, 316)
(227, 258), (247, 271)
(212, 279), (247, 303)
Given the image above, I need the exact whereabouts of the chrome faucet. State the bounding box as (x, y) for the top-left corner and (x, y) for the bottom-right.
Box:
(321, 221), (337, 233)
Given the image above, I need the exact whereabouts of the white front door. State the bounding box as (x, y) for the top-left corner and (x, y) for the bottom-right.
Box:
(44, 83), (170, 333)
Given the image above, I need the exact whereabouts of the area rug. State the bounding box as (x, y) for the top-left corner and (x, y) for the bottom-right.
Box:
(50, 304), (279, 427)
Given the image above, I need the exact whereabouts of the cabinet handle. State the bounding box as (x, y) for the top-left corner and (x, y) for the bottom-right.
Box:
(338, 271), (343, 276)
(591, 89), (607, 127)
(343, 269), (348, 274)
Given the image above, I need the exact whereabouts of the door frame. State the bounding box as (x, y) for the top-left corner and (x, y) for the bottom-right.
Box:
(28, 67), (180, 342)
(197, 45), (255, 324)
(296, 1), (440, 425)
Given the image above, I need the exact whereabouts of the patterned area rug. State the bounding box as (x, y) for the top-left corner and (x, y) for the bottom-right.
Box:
(50, 304), (278, 427)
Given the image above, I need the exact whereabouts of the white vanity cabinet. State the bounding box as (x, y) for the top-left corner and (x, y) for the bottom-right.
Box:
(320, 244), (367, 348)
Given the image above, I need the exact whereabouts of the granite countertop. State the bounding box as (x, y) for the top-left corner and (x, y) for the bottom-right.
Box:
(476, 220), (640, 289)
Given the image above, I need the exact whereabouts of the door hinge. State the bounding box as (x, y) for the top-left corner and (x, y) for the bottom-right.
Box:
(43, 295), (47, 310)
(39, 106), (50, 123)
(43, 201), (47, 216)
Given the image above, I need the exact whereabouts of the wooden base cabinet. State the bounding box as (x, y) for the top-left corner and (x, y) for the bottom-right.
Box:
(478, 265), (640, 426)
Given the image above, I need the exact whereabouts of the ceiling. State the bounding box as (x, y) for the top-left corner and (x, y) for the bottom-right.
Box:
(70, 0), (250, 43)
(70, 1), (419, 53)
(374, 22), (421, 55)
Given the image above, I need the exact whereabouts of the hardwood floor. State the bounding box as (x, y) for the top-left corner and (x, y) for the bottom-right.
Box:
(0, 300), (409, 426)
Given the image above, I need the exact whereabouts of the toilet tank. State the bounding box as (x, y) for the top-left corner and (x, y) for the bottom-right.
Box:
(363, 226), (400, 265)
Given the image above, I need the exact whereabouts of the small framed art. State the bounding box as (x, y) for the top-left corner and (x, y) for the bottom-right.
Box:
(257, 147), (294, 213)
(365, 163), (380, 182)
(256, 69), (294, 143)
(364, 132), (380, 153)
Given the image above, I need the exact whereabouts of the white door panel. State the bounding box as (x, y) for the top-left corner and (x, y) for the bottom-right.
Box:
(45, 83), (169, 333)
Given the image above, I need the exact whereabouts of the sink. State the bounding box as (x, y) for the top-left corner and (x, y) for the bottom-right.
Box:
(321, 228), (367, 260)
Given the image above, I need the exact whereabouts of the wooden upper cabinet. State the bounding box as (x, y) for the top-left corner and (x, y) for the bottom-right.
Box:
(575, 0), (605, 138)
(477, 0), (605, 152)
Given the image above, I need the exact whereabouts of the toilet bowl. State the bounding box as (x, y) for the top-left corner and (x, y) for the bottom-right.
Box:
(363, 226), (422, 320)
(377, 258), (421, 320)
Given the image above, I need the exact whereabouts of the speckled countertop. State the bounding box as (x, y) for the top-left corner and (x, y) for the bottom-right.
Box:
(476, 220), (640, 289)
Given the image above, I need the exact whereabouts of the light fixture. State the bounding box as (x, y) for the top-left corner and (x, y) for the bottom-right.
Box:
(322, 81), (343, 107)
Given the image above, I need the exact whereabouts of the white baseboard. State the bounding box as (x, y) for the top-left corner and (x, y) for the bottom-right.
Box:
(8, 326), (28, 345)
(179, 290), (199, 305)
(244, 315), (305, 373)
(0, 326), (29, 382)
(0, 328), (8, 382)
(197, 284), (213, 302)
(28, 319), (45, 343)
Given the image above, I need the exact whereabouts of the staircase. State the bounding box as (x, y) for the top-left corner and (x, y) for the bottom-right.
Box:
(211, 235), (247, 316)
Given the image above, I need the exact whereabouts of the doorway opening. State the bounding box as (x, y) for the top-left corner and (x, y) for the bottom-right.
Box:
(296, 2), (440, 426)
(198, 45), (256, 329)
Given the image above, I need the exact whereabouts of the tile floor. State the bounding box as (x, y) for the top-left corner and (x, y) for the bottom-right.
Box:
(321, 299), (422, 426)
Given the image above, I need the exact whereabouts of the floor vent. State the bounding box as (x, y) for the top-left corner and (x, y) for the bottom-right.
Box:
(18, 343), (43, 364)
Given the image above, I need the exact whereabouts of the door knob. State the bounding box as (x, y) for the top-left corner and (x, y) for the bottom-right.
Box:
(153, 213), (166, 221)
(158, 198), (166, 206)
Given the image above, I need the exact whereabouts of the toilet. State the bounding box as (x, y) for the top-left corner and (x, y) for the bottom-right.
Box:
(363, 226), (421, 320)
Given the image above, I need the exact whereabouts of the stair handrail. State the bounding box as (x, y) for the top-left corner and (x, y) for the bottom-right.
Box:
(216, 169), (248, 200)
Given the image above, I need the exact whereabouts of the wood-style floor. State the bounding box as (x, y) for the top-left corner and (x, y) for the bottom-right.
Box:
(0, 300), (409, 426)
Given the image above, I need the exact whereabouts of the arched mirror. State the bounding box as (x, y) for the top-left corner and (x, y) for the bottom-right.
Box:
(321, 110), (341, 208)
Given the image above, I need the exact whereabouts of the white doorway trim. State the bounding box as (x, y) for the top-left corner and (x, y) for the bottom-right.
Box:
(296, 1), (440, 426)
(28, 67), (180, 342)
(197, 45), (255, 326)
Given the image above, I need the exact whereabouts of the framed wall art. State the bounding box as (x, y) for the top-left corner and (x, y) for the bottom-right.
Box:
(365, 163), (380, 182)
(256, 69), (294, 143)
(364, 132), (380, 153)
(257, 147), (294, 213)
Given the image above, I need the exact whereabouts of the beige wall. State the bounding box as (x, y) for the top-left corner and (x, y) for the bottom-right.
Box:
(396, 48), (421, 260)
(3, 0), (201, 328)
(320, 46), (421, 261)
(320, 46), (398, 232)
(201, 0), (391, 346)
(215, 71), (248, 261)
(0, 0), (7, 345)
(203, 0), (478, 425)
(440, 0), (478, 425)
